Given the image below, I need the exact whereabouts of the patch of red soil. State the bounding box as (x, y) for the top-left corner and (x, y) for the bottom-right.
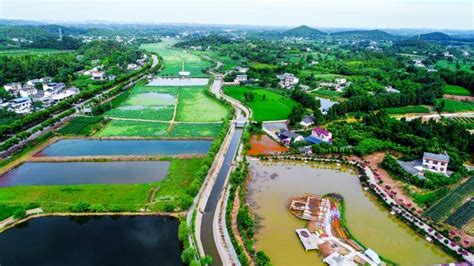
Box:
(248, 134), (288, 156)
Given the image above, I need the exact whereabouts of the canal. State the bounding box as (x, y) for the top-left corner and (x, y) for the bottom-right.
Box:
(0, 216), (182, 266)
(0, 161), (170, 186)
(201, 128), (243, 266)
(247, 160), (453, 265)
(36, 139), (213, 157)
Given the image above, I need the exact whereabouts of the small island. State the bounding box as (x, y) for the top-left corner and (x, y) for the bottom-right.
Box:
(288, 194), (382, 265)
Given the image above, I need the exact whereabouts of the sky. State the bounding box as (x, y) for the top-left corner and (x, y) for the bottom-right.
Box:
(0, 0), (473, 30)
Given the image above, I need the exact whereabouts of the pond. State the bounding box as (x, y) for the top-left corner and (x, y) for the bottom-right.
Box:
(247, 160), (453, 266)
(0, 216), (182, 266)
(36, 139), (212, 157)
(315, 96), (337, 114)
(0, 161), (170, 187)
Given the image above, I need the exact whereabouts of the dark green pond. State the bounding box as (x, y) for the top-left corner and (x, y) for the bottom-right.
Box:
(0, 216), (182, 266)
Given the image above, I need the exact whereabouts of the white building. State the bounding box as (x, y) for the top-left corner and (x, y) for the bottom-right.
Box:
(300, 116), (315, 127)
(127, 63), (139, 70)
(277, 73), (299, 88)
(234, 74), (248, 83)
(3, 82), (22, 92)
(413, 60), (425, 68)
(91, 70), (105, 80)
(311, 127), (333, 143)
(51, 87), (80, 101)
(422, 152), (449, 174)
(43, 82), (65, 91)
(27, 79), (41, 86)
(9, 97), (32, 114)
(323, 252), (356, 266)
(19, 86), (38, 98)
(385, 86), (400, 94)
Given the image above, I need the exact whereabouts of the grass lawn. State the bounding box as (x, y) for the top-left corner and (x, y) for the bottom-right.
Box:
(437, 99), (474, 113)
(140, 40), (211, 77)
(383, 105), (431, 114)
(176, 87), (228, 122)
(311, 89), (341, 97)
(443, 85), (472, 96)
(150, 158), (204, 210)
(224, 85), (297, 121)
(0, 158), (203, 214)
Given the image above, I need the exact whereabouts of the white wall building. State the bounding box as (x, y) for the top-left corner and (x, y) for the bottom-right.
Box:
(422, 152), (449, 174)
(277, 73), (299, 88)
(3, 82), (22, 92)
(9, 97), (32, 114)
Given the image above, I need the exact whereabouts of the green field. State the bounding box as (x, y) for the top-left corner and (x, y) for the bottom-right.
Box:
(0, 158), (203, 214)
(425, 177), (474, 222)
(443, 85), (472, 96)
(383, 105), (431, 114)
(104, 83), (178, 121)
(58, 116), (104, 136)
(97, 120), (222, 138)
(97, 120), (170, 137)
(437, 99), (474, 113)
(436, 60), (474, 73)
(0, 49), (74, 56)
(450, 117), (474, 129)
(176, 87), (228, 122)
(141, 40), (211, 77)
(223, 86), (297, 121)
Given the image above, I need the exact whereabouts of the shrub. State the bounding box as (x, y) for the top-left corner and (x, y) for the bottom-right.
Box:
(69, 202), (90, 212)
(12, 208), (26, 220)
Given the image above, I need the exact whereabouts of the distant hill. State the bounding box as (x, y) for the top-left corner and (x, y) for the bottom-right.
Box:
(282, 25), (326, 38)
(413, 32), (453, 41)
(331, 30), (394, 39)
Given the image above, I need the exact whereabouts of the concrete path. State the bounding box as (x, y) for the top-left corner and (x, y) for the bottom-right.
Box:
(0, 208), (43, 229)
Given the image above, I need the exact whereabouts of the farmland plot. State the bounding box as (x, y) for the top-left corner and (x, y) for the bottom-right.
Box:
(446, 199), (473, 229)
(176, 87), (228, 122)
(425, 177), (474, 222)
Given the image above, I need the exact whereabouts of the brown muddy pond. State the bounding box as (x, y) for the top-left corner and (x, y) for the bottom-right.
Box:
(247, 159), (454, 266)
(248, 135), (288, 156)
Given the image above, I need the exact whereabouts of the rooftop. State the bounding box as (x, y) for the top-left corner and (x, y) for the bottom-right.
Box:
(423, 152), (450, 162)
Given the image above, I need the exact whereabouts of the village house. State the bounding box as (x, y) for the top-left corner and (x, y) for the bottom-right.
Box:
(9, 97), (32, 114)
(235, 66), (249, 73)
(277, 73), (299, 88)
(3, 82), (22, 92)
(300, 116), (315, 127)
(51, 87), (80, 102)
(278, 130), (304, 145)
(305, 127), (333, 145)
(422, 152), (449, 174)
(108, 74), (117, 81)
(43, 82), (65, 91)
(127, 63), (139, 70)
(443, 51), (454, 59)
(19, 86), (38, 98)
(26, 79), (42, 86)
(91, 70), (105, 80)
(234, 74), (248, 84)
(413, 59), (425, 68)
(323, 252), (357, 266)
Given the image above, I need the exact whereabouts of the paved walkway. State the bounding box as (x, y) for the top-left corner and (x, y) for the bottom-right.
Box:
(0, 208), (43, 229)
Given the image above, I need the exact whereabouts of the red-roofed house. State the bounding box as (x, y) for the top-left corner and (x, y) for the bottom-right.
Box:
(311, 127), (333, 143)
